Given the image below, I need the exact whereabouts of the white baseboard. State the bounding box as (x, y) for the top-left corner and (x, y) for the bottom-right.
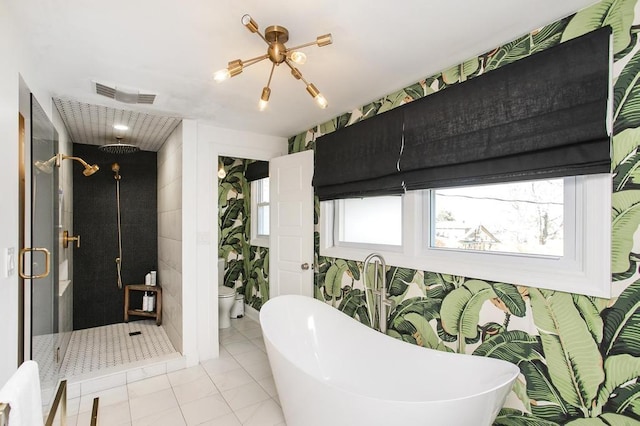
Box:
(244, 304), (260, 323)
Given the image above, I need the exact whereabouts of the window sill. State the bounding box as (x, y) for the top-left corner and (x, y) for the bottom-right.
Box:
(250, 236), (269, 248)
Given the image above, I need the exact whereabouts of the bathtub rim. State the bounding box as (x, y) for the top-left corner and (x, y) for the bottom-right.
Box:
(260, 294), (521, 405)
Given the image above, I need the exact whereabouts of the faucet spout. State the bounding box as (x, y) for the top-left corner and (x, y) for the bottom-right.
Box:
(363, 253), (390, 334)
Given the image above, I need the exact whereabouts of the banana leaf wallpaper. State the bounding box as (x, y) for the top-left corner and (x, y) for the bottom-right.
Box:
(218, 156), (269, 310)
(287, 0), (640, 424)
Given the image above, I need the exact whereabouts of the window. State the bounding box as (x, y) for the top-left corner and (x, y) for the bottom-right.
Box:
(431, 179), (564, 256)
(336, 196), (402, 247)
(320, 175), (611, 297)
(250, 177), (269, 247)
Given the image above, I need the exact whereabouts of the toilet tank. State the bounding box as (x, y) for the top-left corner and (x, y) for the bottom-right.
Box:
(218, 258), (225, 285)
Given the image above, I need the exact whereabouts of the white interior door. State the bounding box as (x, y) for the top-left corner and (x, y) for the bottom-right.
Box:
(269, 150), (314, 298)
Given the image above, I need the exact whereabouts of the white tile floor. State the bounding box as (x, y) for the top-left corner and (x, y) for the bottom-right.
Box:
(61, 317), (286, 426)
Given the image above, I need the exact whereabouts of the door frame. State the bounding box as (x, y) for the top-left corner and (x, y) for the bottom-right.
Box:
(188, 123), (287, 362)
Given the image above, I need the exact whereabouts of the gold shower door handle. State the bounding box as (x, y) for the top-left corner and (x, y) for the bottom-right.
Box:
(18, 247), (51, 279)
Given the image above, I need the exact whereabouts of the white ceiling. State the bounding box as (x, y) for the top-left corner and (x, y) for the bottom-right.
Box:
(9, 0), (599, 150)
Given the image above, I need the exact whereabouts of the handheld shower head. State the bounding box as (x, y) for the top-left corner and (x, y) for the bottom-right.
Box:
(112, 163), (121, 180)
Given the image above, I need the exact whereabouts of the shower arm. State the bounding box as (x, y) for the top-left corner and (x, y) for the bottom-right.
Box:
(56, 154), (100, 176)
(57, 154), (89, 168)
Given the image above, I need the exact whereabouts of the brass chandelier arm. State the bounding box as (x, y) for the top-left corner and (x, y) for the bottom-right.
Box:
(284, 59), (309, 85)
(285, 59), (328, 109)
(285, 41), (316, 53)
(259, 61), (277, 110)
(253, 30), (270, 45)
(265, 62), (276, 88)
(240, 53), (269, 68)
(286, 34), (333, 52)
(242, 14), (270, 45)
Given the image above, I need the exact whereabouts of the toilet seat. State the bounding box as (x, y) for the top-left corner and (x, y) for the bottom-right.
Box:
(219, 286), (235, 298)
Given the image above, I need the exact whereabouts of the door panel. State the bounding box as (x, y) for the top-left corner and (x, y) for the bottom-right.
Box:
(29, 95), (59, 388)
(269, 150), (314, 298)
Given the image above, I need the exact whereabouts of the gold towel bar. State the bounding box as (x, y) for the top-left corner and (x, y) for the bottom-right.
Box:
(44, 379), (67, 426)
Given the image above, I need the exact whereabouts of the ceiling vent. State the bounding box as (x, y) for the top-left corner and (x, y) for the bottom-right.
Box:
(94, 81), (156, 104)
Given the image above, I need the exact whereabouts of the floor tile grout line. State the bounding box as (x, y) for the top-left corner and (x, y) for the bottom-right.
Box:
(219, 327), (283, 415)
(168, 379), (190, 426)
(68, 317), (283, 425)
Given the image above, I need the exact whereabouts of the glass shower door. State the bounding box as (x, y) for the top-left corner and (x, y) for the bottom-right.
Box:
(28, 95), (60, 389)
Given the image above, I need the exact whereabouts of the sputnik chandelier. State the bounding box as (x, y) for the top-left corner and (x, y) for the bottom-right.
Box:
(213, 14), (332, 110)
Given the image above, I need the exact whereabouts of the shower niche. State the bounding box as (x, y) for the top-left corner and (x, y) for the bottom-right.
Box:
(72, 143), (158, 329)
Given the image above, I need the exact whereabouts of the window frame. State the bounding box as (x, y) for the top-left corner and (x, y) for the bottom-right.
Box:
(320, 174), (611, 298)
(250, 177), (270, 248)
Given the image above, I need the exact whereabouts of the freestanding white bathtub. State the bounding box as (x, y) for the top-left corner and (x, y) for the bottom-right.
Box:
(260, 294), (520, 426)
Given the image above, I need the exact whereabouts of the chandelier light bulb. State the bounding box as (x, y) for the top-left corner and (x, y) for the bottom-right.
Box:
(259, 87), (271, 111)
(289, 51), (307, 65)
(315, 93), (328, 109)
(213, 68), (231, 82)
(306, 83), (328, 109)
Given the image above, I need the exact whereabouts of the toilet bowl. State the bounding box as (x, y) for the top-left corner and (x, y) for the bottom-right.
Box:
(218, 286), (236, 329)
(218, 258), (236, 329)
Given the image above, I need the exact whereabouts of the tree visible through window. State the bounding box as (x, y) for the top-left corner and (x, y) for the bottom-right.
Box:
(433, 179), (564, 256)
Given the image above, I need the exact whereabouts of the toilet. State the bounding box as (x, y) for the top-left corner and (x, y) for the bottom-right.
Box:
(217, 258), (236, 329)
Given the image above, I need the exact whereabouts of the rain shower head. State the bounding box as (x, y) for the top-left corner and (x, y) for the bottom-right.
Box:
(100, 137), (139, 155)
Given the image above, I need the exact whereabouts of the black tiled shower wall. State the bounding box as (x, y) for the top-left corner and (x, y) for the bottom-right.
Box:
(72, 143), (157, 330)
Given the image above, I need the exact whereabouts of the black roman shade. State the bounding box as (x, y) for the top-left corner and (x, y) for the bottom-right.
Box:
(313, 108), (404, 200)
(245, 160), (269, 182)
(312, 26), (611, 200)
(400, 26), (611, 190)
